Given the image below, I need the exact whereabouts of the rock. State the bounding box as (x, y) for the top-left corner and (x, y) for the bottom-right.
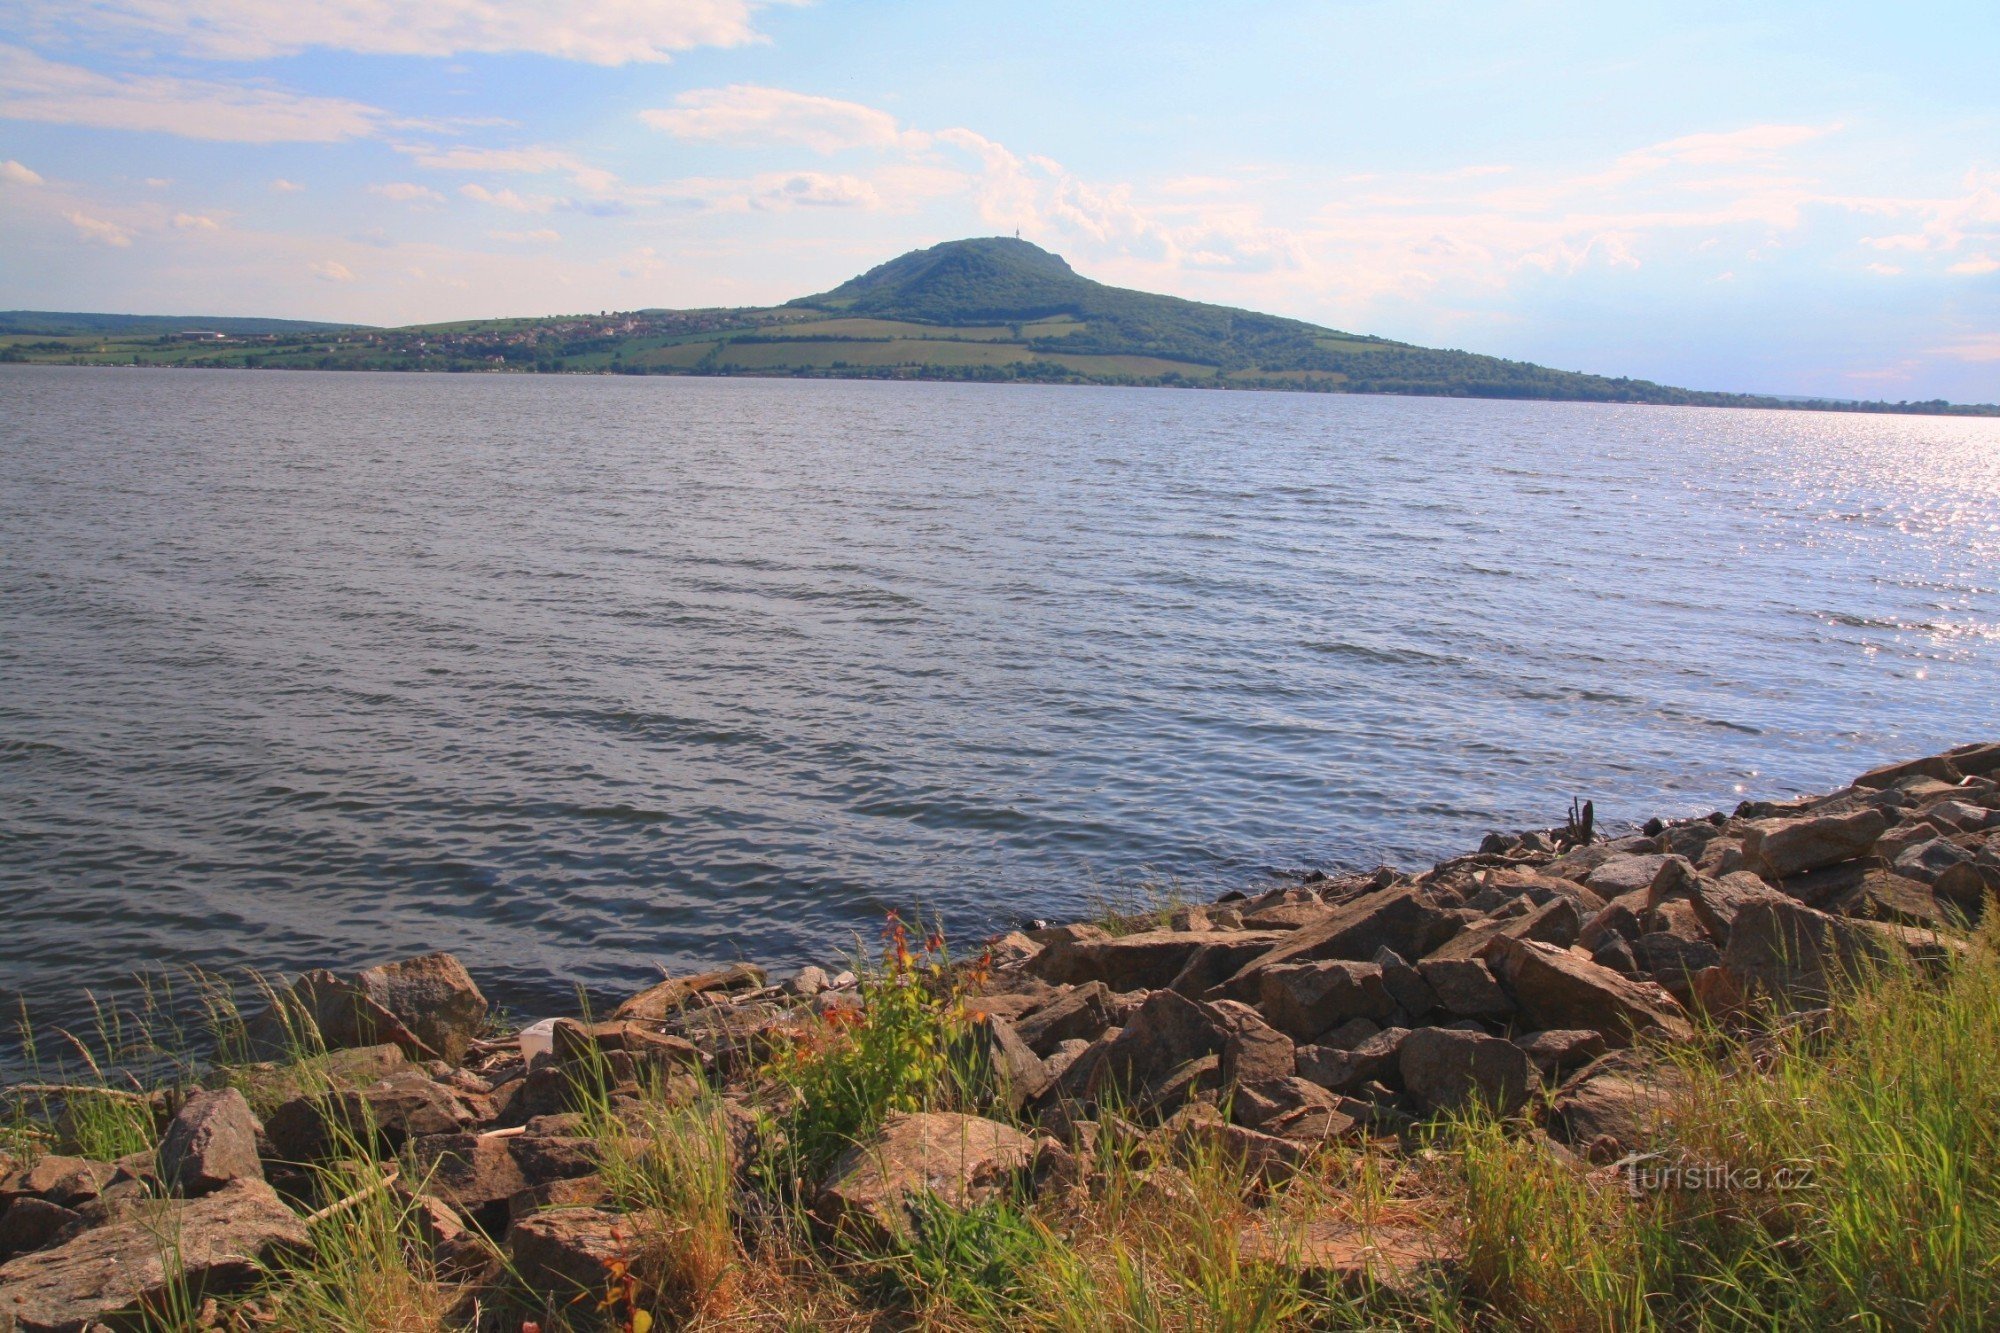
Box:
(1690, 871), (1791, 944)
(1720, 898), (1957, 1010)
(1583, 855), (1670, 899)
(222, 1043), (412, 1115)
(985, 932), (1043, 969)
(1230, 1076), (1337, 1131)
(1740, 808), (1888, 880)
(265, 1069), (471, 1162)
(158, 1088), (263, 1197)
(1633, 932), (1722, 1003)
(611, 963), (766, 1024)
(1824, 868), (1948, 926)
(506, 1174), (613, 1222)
(0, 1179), (308, 1332)
(1398, 1028), (1535, 1116)
(1372, 949), (1438, 1020)
(507, 1207), (632, 1306)
(1425, 897), (1581, 962)
(1012, 982), (1117, 1056)
(784, 965), (831, 998)
(1486, 936), (1694, 1046)
(406, 1133), (597, 1223)
(1087, 990), (1231, 1101)
(0, 1200), (82, 1261)
(1296, 1028), (1408, 1095)
(1549, 1064), (1682, 1156)
(1216, 887), (1459, 998)
(1512, 1029), (1608, 1078)
(1854, 753), (1964, 789)
(408, 1192), (494, 1282)
(1027, 929), (1217, 991)
(1579, 900), (1642, 952)
(816, 1112), (1036, 1241)
(957, 1014), (1052, 1113)
(0, 1159), (116, 1211)
(1893, 836), (1977, 886)
(1417, 958), (1514, 1021)
(1238, 1218), (1459, 1298)
(1934, 853), (2000, 920)
(1164, 932), (1296, 997)
(1591, 935), (1639, 974)
(1255, 961), (1395, 1041)
(1208, 999), (1296, 1087)
(1173, 1117), (1312, 1183)
(352, 952), (488, 1064)
(240, 969), (434, 1060)
(1945, 741), (2000, 778)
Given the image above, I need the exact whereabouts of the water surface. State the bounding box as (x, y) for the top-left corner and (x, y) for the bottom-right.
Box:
(3, 367), (1997, 1033)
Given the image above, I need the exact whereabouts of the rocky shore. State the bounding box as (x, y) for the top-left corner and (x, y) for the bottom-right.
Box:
(4, 741), (1999, 1330)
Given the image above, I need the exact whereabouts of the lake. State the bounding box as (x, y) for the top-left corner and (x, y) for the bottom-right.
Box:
(3, 366), (1997, 1036)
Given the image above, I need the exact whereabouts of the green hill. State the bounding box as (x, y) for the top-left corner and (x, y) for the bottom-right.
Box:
(0, 311), (364, 338)
(3, 239), (1992, 415)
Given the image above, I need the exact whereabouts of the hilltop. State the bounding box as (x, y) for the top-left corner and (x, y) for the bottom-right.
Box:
(3, 238), (1993, 415)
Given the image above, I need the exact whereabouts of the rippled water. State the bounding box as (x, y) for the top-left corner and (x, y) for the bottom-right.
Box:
(3, 366), (1998, 1034)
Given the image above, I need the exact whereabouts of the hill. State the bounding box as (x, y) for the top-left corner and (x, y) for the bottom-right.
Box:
(2, 239), (1992, 415)
(0, 311), (365, 338)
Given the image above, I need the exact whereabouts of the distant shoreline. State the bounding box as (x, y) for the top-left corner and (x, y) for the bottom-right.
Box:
(6, 357), (1996, 418)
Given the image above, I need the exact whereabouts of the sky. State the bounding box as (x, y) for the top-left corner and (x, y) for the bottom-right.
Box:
(1, 0), (1997, 401)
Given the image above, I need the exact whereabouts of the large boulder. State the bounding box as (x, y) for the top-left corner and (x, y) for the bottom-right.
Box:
(0, 1160), (115, 1211)
(1011, 983), (1118, 1056)
(157, 1089), (263, 1197)
(1486, 937), (1693, 1046)
(264, 1068), (470, 1162)
(507, 1207), (630, 1306)
(239, 969), (432, 1060)
(1027, 930), (1214, 991)
(1398, 1028), (1535, 1116)
(815, 1112), (1035, 1241)
(1215, 887), (1458, 998)
(1854, 753), (1964, 789)
(1740, 808), (1887, 881)
(1424, 897), (1580, 962)
(1296, 1028), (1408, 1095)
(1548, 1060), (1684, 1158)
(0, 1200), (82, 1262)
(353, 952), (488, 1064)
(406, 1133), (597, 1222)
(1719, 898), (1961, 1010)
(1689, 871), (1791, 944)
(1083, 990), (1230, 1100)
(1416, 958), (1514, 1020)
(1208, 999), (1296, 1087)
(0, 1179), (308, 1332)
(1255, 961), (1395, 1042)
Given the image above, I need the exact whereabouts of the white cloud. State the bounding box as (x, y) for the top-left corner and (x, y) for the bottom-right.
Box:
(460, 183), (555, 213)
(143, 175), (168, 186)
(662, 170), (883, 211)
(1866, 262), (1904, 275)
(19, 0), (795, 65)
(2, 158), (44, 185)
(309, 258), (355, 282)
(401, 144), (616, 192)
(63, 208), (131, 245)
(172, 211), (219, 229)
(1947, 255), (1999, 276)
(0, 44), (386, 142)
(271, 178), (305, 192)
(642, 85), (924, 154)
(489, 228), (561, 244)
(370, 181), (445, 204)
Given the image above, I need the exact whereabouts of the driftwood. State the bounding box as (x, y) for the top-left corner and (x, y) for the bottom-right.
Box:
(2, 1082), (150, 1104)
(304, 1162), (401, 1226)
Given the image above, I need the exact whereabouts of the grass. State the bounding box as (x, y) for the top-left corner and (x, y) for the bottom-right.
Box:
(8, 914), (2000, 1331)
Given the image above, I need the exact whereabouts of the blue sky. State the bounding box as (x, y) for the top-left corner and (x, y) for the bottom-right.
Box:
(1, 0), (1996, 400)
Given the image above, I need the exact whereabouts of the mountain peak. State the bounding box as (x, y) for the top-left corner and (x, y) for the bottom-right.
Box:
(793, 236), (1091, 321)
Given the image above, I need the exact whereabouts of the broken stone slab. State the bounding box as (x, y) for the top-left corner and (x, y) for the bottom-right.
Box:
(157, 1088), (263, 1197)
(610, 963), (766, 1024)
(1416, 958), (1514, 1021)
(1208, 999), (1296, 1087)
(1547, 1058), (1686, 1159)
(264, 1068), (471, 1162)
(352, 952), (488, 1065)
(1010, 982), (1117, 1056)
(0, 1178), (309, 1333)
(1398, 1027), (1535, 1117)
(1823, 868), (1949, 927)
(239, 969), (436, 1061)
(1854, 753), (1966, 789)
(1690, 871), (1792, 944)
(1740, 807), (1888, 881)
(1486, 936), (1694, 1046)
(506, 1206), (635, 1307)
(1215, 887), (1460, 999)
(1026, 929), (1212, 991)
(1512, 1029), (1608, 1078)
(1583, 854), (1671, 899)
(815, 1112), (1036, 1241)
(0, 1160), (116, 1212)
(955, 1014), (1053, 1113)
(1634, 932), (1723, 1005)
(1074, 990), (1230, 1103)
(1424, 897), (1581, 963)
(1296, 1028), (1408, 1095)
(1163, 932), (1296, 998)
(0, 1200), (82, 1263)
(405, 1132), (598, 1224)
(1719, 898), (1965, 1011)
(1255, 961), (1396, 1042)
